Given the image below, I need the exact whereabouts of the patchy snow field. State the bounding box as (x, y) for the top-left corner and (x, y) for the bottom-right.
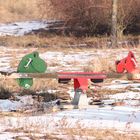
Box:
(0, 46), (140, 139)
(0, 20), (140, 139)
(0, 20), (58, 36)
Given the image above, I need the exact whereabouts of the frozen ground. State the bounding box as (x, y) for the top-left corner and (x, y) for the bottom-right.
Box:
(0, 46), (140, 139)
(1, 46), (140, 72)
(0, 20), (60, 36)
(0, 106), (139, 139)
(0, 20), (140, 139)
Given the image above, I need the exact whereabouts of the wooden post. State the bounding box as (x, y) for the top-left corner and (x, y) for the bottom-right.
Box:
(111, 0), (118, 48)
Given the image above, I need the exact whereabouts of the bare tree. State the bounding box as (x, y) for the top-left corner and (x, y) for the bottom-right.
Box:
(45, 0), (111, 35)
(117, 0), (138, 38)
(40, 0), (140, 41)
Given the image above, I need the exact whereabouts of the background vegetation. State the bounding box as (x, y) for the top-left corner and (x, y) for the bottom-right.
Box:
(0, 0), (40, 22)
(41, 0), (140, 36)
(0, 0), (140, 36)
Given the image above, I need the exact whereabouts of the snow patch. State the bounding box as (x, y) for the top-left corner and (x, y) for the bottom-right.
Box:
(0, 20), (49, 36)
(0, 100), (22, 112)
(109, 92), (140, 100)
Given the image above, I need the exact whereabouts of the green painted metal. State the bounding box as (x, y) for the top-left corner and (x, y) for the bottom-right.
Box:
(17, 51), (47, 89)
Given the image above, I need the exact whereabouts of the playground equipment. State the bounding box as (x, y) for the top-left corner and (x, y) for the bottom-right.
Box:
(15, 52), (106, 91)
(116, 51), (140, 80)
(0, 51), (107, 107)
(0, 51), (140, 108)
(17, 51), (47, 89)
(116, 51), (138, 73)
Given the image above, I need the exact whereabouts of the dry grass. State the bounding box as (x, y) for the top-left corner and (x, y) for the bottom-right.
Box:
(0, 0), (42, 23)
(83, 57), (115, 72)
(0, 78), (70, 101)
(1, 34), (139, 49)
(63, 128), (140, 140)
(2, 123), (140, 140)
(0, 35), (110, 50)
(5, 127), (62, 140)
(0, 33), (140, 51)
(0, 86), (13, 99)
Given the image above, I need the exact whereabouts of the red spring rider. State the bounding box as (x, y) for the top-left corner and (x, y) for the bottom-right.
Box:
(116, 51), (139, 74)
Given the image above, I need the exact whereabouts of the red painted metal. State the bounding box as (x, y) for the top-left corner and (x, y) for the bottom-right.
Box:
(116, 51), (138, 73)
(74, 78), (88, 91)
(58, 72), (106, 93)
(58, 72), (106, 79)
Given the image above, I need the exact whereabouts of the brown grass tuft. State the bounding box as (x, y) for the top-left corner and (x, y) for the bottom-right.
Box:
(0, 86), (12, 99)
(0, 0), (41, 23)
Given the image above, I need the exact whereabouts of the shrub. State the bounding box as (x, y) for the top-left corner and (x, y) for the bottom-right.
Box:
(41, 0), (140, 36)
(117, 0), (140, 37)
(41, 0), (112, 36)
(0, 86), (12, 99)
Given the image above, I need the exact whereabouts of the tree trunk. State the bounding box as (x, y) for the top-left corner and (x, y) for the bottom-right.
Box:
(111, 0), (118, 48)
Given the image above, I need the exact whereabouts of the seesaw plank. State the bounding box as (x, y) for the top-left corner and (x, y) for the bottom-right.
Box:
(0, 71), (139, 80)
(0, 72), (106, 79)
(0, 72), (58, 79)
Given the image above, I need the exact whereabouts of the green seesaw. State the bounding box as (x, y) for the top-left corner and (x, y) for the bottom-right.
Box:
(1, 51), (139, 108)
(0, 51), (139, 90)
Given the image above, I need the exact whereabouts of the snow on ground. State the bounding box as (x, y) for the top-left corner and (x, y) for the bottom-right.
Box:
(0, 96), (35, 112)
(1, 47), (111, 72)
(0, 81), (140, 135)
(103, 83), (140, 90)
(0, 43), (140, 138)
(0, 20), (54, 36)
(1, 46), (140, 72)
(109, 91), (140, 100)
(103, 79), (140, 90)
(55, 107), (140, 131)
(0, 46), (37, 71)
(0, 105), (140, 139)
(0, 100), (22, 112)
